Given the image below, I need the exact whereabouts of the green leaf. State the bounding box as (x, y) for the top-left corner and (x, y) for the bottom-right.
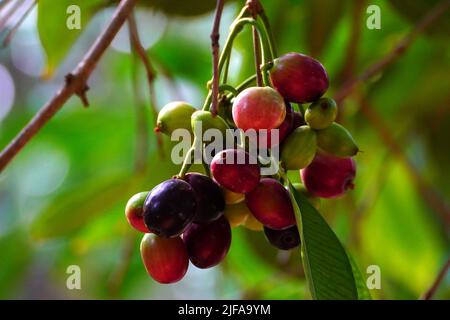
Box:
(37, 0), (106, 75)
(347, 251), (372, 300)
(288, 183), (358, 300)
(0, 230), (32, 298)
(31, 172), (144, 240)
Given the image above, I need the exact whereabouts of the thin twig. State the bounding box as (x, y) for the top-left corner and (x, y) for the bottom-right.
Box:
(210, 0), (225, 116)
(2, 0), (36, 47)
(335, 0), (450, 104)
(128, 12), (164, 159)
(0, 0), (138, 173)
(420, 258), (450, 300)
(358, 96), (450, 227)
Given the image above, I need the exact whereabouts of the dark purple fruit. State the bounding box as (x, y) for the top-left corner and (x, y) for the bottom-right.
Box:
(264, 225), (300, 250)
(143, 179), (196, 237)
(182, 216), (231, 269)
(184, 173), (225, 223)
(140, 233), (189, 284)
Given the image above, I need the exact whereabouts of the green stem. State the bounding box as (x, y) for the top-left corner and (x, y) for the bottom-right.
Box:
(258, 11), (278, 58)
(219, 84), (238, 97)
(178, 142), (196, 178)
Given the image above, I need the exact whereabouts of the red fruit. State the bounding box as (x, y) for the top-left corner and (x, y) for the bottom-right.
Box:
(211, 149), (260, 194)
(270, 53), (329, 103)
(232, 86), (286, 131)
(261, 102), (294, 148)
(140, 233), (189, 284)
(301, 153), (356, 198)
(245, 178), (296, 230)
(183, 216), (231, 269)
(125, 192), (149, 233)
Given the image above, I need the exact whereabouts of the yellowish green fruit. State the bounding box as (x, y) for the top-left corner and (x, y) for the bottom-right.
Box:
(191, 110), (230, 139)
(305, 97), (337, 129)
(243, 213), (264, 231)
(155, 101), (196, 136)
(224, 202), (250, 228)
(223, 188), (245, 205)
(292, 183), (321, 209)
(281, 126), (317, 170)
(316, 122), (359, 157)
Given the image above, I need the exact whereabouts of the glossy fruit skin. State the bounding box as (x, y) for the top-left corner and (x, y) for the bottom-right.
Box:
(143, 179), (196, 237)
(264, 225), (300, 250)
(270, 53), (329, 103)
(281, 126), (317, 170)
(260, 102), (294, 148)
(211, 149), (260, 194)
(140, 233), (189, 284)
(232, 87), (286, 131)
(183, 216), (231, 269)
(125, 191), (150, 233)
(223, 188), (245, 205)
(292, 183), (321, 209)
(246, 178), (296, 230)
(301, 152), (356, 198)
(184, 173), (225, 223)
(316, 122), (359, 157)
(224, 202), (250, 227)
(155, 101), (196, 136)
(305, 97), (337, 129)
(191, 110), (230, 138)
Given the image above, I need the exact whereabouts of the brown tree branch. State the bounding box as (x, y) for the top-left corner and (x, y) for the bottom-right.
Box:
(210, 0), (225, 116)
(0, 0), (138, 173)
(358, 96), (450, 227)
(335, 0), (450, 105)
(128, 12), (164, 159)
(420, 258), (450, 300)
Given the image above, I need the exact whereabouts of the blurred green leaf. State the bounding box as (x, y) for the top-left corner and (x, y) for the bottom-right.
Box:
(31, 172), (143, 240)
(37, 0), (106, 75)
(304, 0), (347, 57)
(0, 230), (32, 298)
(289, 184), (358, 300)
(388, 0), (450, 37)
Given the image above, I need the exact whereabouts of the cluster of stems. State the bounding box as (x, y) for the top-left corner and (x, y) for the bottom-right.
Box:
(178, 1), (277, 178)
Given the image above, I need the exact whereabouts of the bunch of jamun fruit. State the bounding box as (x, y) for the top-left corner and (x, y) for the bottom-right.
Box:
(125, 53), (358, 284)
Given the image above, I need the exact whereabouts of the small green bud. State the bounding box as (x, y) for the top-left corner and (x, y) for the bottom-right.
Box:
(305, 98), (337, 129)
(281, 125), (317, 170)
(292, 183), (321, 209)
(155, 101), (196, 136)
(316, 122), (359, 157)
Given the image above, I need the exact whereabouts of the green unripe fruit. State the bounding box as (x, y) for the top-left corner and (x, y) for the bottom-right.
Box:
(305, 98), (337, 129)
(281, 126), (317, 170)
(191, 110), (230, 138)
(292, 183), (320, 209)
(316, 122), (359, 157)
(155, 101), (196, 136)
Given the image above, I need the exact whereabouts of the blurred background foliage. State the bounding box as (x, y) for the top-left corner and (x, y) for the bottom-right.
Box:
(0, 0), (449, 299)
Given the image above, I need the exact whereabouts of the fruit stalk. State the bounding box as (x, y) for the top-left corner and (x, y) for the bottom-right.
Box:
(210, 0), (226, 116)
